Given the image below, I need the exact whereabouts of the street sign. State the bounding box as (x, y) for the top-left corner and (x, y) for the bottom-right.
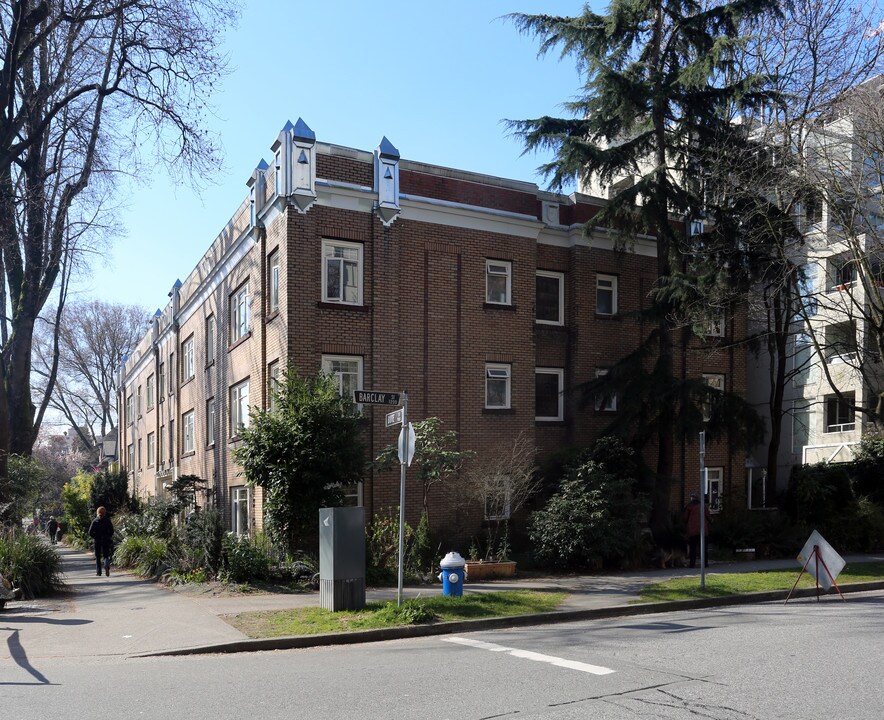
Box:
(385, 408), (403, 427)
(354, 390), (401, 405)
(397, 422), (416, 466)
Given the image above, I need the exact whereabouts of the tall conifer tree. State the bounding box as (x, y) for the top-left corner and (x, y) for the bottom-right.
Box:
(509, 0), (775, 533)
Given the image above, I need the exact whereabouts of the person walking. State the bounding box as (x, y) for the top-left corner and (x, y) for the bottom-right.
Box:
(683, 492), (711, 569)
(88, 507), (114, 577)
(47, 516), (59, 544)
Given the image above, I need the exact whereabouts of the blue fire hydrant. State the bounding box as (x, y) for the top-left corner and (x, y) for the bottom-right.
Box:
(438, 551), (466, 597)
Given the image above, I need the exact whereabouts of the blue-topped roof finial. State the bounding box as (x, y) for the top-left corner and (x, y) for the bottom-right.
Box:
(377, 136), (400, 160)
(292, 118), (315, 143)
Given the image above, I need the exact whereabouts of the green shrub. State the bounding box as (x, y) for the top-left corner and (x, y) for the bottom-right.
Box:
(0, 528), (64, 598)
(367, 508), (413, 574)
(113, 534), (171, 577)
(529, 438), (649, 570)
(851, 435), (884, 504)
(89, 468), (131, 515)
(178, 509), (225, 575)
(220, 532), (273, 583)
(61, 471), (93, 545)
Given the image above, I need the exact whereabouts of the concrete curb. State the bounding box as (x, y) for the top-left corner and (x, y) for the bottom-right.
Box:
(131, 580), (884, 658)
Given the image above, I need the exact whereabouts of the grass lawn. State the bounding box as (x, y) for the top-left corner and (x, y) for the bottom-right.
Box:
(223, 590), (567, 638)
(637, 562), (884, 603)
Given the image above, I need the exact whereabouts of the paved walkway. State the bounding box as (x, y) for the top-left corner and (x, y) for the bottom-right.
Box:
(2, 544), (882, 661)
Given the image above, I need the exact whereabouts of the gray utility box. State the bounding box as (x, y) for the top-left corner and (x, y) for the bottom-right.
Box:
(319, 506), (366, 611)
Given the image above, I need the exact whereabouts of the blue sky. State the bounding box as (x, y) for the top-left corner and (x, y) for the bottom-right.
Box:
(79, 1), (590, 311)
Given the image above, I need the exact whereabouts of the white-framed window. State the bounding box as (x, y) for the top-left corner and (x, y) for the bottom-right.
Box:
(486, 259), (512, 305)
(126, 394), (134, 425)
(127, 443), (134, 472)
(484, 475), (512, 520)
(824, 321), (857, 364)
(182, 410), (195, 454)
(230, 379), (250, 436)
(701, 373), (725, 421)
(169, 420), (175, 461)
(158, 426), (164, 466)
(485, 363), (511, 409)
(169, 352), (175, 391)
(322, 240), (363, 305)
(596, 274), (617, 315)
(268, 249), (280, 313)
(206, 398), (215, 447)
(321, 355), (363, 402)
(147, 432), (155, 467)
(158, 362), (165, 400)
(594, 369), (617, 412)
(825, 393), (855, 433)
(535, 270), (564, 325)
(705, 467), (723, 513)
(535, 368), (564, 421)
(232, 486), (249, 536)
(137, 438), (143, 470)
(797, 263), (818, 317)
(136, 385), (142, 417)
(181, 336), (195, 382)
(229, 283), (251, 344)
(792, 402), (810, 455)
(793, 333), (812, 386)
(205, 315), (215, 366)
(146, 374), (155, 411)
(268, 360), (281, 412)
(828, 254), (855, 291)
(705, 315), (725, 337)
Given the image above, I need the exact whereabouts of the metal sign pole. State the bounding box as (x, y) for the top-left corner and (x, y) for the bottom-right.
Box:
(397, 390), (408, 607)
(699, 431), (706, 590)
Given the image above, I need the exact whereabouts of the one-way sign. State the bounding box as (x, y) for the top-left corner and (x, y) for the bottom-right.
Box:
(354, 390), (401, 405)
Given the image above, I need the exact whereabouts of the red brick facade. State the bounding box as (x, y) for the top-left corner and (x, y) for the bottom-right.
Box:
(118, 123), (746, 539)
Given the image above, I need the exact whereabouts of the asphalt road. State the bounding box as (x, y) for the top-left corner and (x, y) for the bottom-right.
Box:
(4, 591), (882, 719)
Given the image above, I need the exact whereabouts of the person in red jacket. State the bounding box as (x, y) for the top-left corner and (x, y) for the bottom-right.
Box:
(683, 493), (711, 568)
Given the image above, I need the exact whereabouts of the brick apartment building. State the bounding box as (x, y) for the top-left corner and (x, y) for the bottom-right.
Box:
(117, 118), (745, 539)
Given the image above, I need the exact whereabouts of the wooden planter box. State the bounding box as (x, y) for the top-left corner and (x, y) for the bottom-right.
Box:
(465, 561), (517, 581)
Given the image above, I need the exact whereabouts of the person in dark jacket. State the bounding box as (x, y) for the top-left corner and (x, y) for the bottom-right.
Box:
(682, 493), (712, 569)
(88, 506), (114, 577)
(47, 516), (59, 544)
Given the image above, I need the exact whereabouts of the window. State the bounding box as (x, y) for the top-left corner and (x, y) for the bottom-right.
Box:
(596, 274), (617, 315)
(136, 385), (143, 416)
(824, 321), (857, 363)
(168, 420), (175, 462)
(321, 355), (363, 401)
(485, 364), (511, 409)
(793, 334), (812, 386)
(182, 410), (195, 454)
(535, 271), (564, 325)
(206, 398), (216, 446)
(158, 426), (164, 466)
(137, 438), (143, 470)
(268, 249), (280, 313)
(127, 443), (134, 472)
(230, 379), (250, 436)
(828, 255), (855, 291)
(322, 240), (362, 304)
(701, 373), (725, 422)
(232, 486), (249, 536)
(747, 467), (769, 510)
(205, 315), (215, 366)
(594, 369), (617, 412)
(229, 283), (251, 343)
(126, 394), (134, 424)
(146, 374), (155, 411)
(268, 360), (281, 412)
(797, 263), (818, 317)
(705, 315), (725, 337)
(805, 193), (823, 226)
(792, 403), (811, 455)
(158, 362), (165, 400)
(169, 352), (175, 391)
(825, 393), (855, 433)
(705, 467), (723, 513)
(486, 260), (512, 305)
(181, 336), (195, 382)
(484, 475), (512, 520)
(147, 432), (155, 467)
(535, 368), (564, 421)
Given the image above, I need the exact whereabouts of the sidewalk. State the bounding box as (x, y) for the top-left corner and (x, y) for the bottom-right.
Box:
(2, 545), (882, 661)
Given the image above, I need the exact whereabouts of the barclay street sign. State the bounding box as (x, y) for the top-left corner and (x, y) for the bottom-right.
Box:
(354, 390), (401, 405)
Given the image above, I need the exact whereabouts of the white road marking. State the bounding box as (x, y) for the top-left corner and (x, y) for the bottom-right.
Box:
(442, 636), (615, 675)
